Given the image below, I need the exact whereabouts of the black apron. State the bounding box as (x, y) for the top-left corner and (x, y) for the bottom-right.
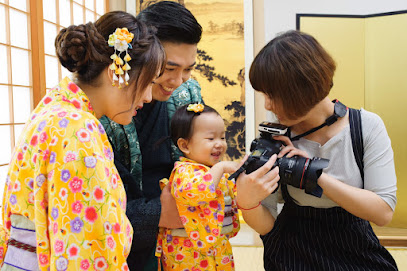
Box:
(261, 186), (398, 271)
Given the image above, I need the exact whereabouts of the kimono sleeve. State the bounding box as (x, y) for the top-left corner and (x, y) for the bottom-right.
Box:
(0, 224), (8, 266)
(170, 164), (224, 251)
(35, 158), (132, 270)
(170, 164), (218, 207)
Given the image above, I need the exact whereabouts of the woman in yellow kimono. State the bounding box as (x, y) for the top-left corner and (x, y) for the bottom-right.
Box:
(156, 104), (240, 271)
(0, 11), (165, 270)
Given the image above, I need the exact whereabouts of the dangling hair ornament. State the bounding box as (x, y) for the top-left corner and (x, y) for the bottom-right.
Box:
(108, 28), (134, 88)
(187, 103), (204, 113)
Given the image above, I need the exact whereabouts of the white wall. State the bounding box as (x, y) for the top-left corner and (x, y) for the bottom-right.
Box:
(264, 0), (407, 41)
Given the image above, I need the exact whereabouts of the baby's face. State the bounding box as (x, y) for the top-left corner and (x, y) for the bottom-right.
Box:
(184, 112), (227, 166)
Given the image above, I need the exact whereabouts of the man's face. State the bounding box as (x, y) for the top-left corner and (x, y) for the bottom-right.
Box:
(152, 42), (197, 101)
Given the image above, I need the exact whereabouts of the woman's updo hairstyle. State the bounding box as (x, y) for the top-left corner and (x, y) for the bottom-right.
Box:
(55, 11), (165, 94)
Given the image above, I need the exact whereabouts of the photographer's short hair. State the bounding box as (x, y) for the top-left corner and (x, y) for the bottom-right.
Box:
(249, 30), (336, 119)
(137, 1), (202, 44)
(170, 104), (219, 146)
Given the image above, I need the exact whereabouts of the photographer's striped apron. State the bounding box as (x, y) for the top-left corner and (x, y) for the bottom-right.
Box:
(261, 186), (398, 271)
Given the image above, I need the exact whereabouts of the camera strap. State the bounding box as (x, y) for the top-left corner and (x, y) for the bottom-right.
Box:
(349, 107), (364, 184)
(289, 99), (348, 142)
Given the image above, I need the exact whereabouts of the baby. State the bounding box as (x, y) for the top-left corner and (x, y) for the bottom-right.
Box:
(156, 103), (241, 270)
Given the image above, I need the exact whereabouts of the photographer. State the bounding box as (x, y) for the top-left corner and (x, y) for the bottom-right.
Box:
(236, 30), (398, 270)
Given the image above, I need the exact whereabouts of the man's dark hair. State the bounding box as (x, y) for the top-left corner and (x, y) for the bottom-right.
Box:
(137, 1), (202, 44)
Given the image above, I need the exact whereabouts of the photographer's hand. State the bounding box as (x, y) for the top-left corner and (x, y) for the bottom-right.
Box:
(273, 135), (309, 158)
(273, 135), (327, 197)
(235, 154), (279, 235)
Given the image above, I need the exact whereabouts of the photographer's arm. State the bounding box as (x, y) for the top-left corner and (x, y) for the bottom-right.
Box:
(318, 174), (393, 226)
(274, 120), (397, 226)
(320, 115), (397, 226)
(240, 203), (276, 236)
(236, 155), (280, 235)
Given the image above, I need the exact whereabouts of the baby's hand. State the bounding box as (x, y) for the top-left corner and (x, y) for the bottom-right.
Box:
(219, 161), (239, 174)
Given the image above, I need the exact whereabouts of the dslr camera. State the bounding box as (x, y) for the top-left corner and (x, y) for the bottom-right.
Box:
(230, 122), (329, 197)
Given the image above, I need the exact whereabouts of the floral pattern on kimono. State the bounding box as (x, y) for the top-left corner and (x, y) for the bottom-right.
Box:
(1, 77), (133, 271)
(156, 157), (240, 270)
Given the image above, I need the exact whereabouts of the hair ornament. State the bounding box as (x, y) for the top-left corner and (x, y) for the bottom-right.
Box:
(187, 103), (204, 113)
(108, 28), (134, 88)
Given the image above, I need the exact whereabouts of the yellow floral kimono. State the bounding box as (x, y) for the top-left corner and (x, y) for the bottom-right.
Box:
(156, 158), (240, 271)
(0, 77), (132, 271)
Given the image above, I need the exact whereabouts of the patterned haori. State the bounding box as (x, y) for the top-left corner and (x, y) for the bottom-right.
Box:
(0, 77), (132, 270)
(156, 158), (240, 270)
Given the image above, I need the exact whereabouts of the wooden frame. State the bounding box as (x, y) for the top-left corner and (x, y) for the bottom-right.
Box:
(372, 225), (407, 247)
(0, 0), (109, 149)
(244, 0), (255, 153)
(0, 1), (32, 153)
(38, 0), (108, 100)
(30, 0), (46, 106)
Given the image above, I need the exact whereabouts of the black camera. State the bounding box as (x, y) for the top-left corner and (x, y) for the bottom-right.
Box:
(229, 122), (329, 197)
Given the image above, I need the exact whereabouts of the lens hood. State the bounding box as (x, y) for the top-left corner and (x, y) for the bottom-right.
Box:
(304, 157), (329, 197)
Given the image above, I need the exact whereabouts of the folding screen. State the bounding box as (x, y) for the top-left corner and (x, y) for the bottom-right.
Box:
(298, 11), (407, 227)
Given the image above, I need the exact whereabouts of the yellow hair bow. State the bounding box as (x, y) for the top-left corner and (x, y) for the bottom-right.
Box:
(187, 103), (204, 113)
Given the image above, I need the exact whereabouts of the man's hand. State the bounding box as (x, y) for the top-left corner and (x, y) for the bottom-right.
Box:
(158, 184), (183, 228)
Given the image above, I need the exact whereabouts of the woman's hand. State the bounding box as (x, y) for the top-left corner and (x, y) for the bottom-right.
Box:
(236, 154), (280, 209)
(158, 184), (183, 228)
(235, 154), (280, 235)
(273, 135), (309, 158)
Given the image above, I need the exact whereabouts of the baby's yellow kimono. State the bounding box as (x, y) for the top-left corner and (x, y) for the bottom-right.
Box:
(1, 77), (132, 270)
(156, 158), (240, 271)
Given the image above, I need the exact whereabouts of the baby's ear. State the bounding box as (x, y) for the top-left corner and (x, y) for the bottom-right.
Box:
(177, 138), (190, 154)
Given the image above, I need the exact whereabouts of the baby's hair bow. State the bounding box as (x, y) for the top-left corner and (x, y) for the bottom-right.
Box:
(187, 103), (204, 113)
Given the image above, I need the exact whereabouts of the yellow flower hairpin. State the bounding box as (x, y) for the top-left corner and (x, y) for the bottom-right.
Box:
(108, 28), (134, 88)
(187, 103), (204, 113)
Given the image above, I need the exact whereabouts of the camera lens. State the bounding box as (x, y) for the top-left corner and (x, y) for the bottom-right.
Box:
(278, 156), (309, 188)
(228, 122), (329, 197)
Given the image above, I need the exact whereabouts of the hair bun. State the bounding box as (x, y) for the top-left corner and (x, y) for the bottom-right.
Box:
(55, 22), (110, 73)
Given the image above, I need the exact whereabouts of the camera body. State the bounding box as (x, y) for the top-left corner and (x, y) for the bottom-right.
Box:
(230, 122), (329, 197)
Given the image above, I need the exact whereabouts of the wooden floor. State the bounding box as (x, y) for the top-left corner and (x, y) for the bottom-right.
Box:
(230, 223), (407, 270)
(231, 246), (407, 270)
(371, 225), (407, 247)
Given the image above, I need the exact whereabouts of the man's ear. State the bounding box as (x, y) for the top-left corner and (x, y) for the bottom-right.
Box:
(177, 138), (190, 154)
